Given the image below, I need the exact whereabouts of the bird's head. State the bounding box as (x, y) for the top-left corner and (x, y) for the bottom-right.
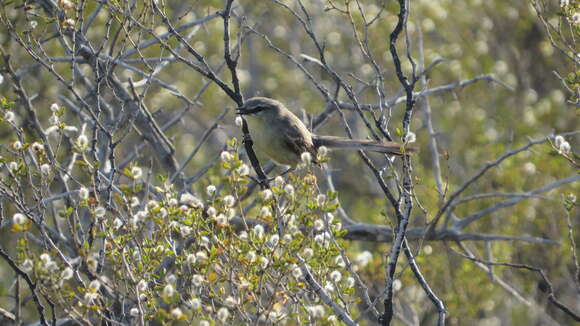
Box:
(236, 97), (283, 118)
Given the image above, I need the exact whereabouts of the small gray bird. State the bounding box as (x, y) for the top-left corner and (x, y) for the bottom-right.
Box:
(236, 97), (413, 167)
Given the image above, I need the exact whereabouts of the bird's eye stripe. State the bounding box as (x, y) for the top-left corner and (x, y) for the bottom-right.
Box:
(239, 106), (266, 115)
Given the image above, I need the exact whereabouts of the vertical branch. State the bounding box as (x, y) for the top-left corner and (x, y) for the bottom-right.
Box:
(240, 118), (269, 188)
(389, 0), (416, 134)
(222, 0), (242, 106)
(382, 0), (417, 325)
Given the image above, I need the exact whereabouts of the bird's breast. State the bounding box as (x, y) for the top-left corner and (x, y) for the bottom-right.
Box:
(245, 116), (301, 166)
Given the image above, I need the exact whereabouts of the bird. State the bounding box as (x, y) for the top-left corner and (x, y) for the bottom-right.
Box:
(236, 97), (414, 168)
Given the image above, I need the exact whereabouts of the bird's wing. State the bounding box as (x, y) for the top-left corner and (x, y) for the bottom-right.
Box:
(281, 115), (318, 163)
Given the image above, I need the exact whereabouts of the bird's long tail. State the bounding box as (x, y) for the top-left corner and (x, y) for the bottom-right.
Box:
(312, 135), (415, 155)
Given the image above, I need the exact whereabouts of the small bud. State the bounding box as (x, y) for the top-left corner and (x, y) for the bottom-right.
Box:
(252, 224), (265, 239)
(215, 213), (228, 225)
(12, 141), (22, 151)
(61, 267), (74, 281)
(346, 277), (355, 287)
(195, 251), (207, 262)
(40, 164), (51, 175)
(246, 251), (256, 262)
(220, 151), (233, 162)
(200, 236), (210, 247)
(94, 206), (106, 218)
(4, 111), (15, 123)
(324, 213), (334, 223)
(60, 0), (74, 10)
(330, 270), (342, 282)
(224, 296), (238, 308)
(50, 103), (60, 112)
(303, 248), (314, 259)
(180, 193), (203, 208)
(558, 141), (571, 154)
(162, 284), (175, 297)
(40, 253), (51, 264)
(77, 134), (89, 148)
(274, 176), (285, 187)
(147, 200), (159, 210)
(393, 279), (402, 291)
(78, 187), (89, 200)
(63, 126), (78, 136)
(259, 256), (269, 269)
(239, 231), (249, 241)
(207, 206), (217, 217)
(355, 251), (373, 267)
(236, 164), (250, 176)
(318, 146), (328, 156)
(268, 234), (279, 246)
(261, 189), (273, 201)
(130, 166), (143, 179)
(189, 297), (201, 310)
(170, 307), (183, 319)
(63, 18), (75, 28)
(8, 161), (18, 171)
(165, 274), (177, 284)
(292, 264), (303, 279)
(130, 307), (139, 317)
(260, 206), (272, 218)
(86, 254), (98, 273)
(324, 281), (334, 293)
(314, 233), (325, 245)
(45, 126), (59, 135)
(31, 142), (44, 153)
(21, 259), (33, 273)
(84, 292), (99, 304)
(315, 219), (326, 231)
(192, 274), (204, 287)
(49, 114), (59, 125)
(206, 185), (216, 196)
(223, 195), (235, 207)
(404, 131), (416, 143)
(523, 162), (536, 175)
(130, 197), (139, 207)
(284, 184), (294, 196)
(89, 279), (101, 291)
(13, 213), (27, 225)
(217, 307), (230, 322)
(113, 218), (123, 229)
(186, 253), (197, 265)
(301, 152), (312, 165)
(235, 116), (243, 127)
